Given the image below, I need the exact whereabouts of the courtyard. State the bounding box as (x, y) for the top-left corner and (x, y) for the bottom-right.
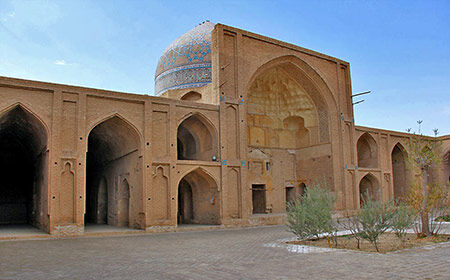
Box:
(1, 225), (449, 280)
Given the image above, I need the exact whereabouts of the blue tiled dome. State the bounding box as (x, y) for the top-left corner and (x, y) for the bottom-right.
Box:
(155, 21), (215, 96)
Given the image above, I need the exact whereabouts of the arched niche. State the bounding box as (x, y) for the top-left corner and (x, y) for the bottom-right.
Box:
(357, 133), (378, 168)
(85, 115), (140, 228)
(177, 114), (218, 161)
(282, 116), (310, 148)
(0, 105), (48, 231)
(247, 65), (325, 148)
(246, 56), (335, 146)
(359, 173), (380, 205)
(391, 143), (409, 200)
(299, 182), (307, 195)
(181, 91), (202, 101)
(177, 168), (220, 225)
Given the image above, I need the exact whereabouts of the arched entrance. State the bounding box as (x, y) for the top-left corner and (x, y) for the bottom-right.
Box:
(177, 169), (220, 225)
(359, 173), (380, 206)
(392, 143), (409, 200)
(357, 133), (378, 168)
(246, 61), (334, 214)
(177, 114), (217, 161)
(178, 178), (193, 224)
(85, 116), (140, 228)
(0, 105), (48, 231)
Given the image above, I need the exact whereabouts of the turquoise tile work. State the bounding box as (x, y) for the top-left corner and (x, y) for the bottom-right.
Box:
(155, 21), (214, 96)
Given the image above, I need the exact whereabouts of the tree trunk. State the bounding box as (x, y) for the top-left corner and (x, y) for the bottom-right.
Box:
(421, 169), (431, 236)
(373, 240), (379, 252)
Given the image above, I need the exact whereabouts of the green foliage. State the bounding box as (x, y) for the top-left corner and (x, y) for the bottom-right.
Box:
(435, 215), (450, 222)
(357, 191), (395, 252)
(406, 178), (448, 235)
(286, 182), (335, 240)
(391, 203), (415, 243)
(405, 122), (445, 236)
(406, 125), (442, 172)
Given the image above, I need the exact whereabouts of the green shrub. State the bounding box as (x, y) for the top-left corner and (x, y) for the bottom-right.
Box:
(391, 203), (415, 243)
(435, 215), (450, 222)
(358, 191), (395, 252)
(286, 182), (335, 240)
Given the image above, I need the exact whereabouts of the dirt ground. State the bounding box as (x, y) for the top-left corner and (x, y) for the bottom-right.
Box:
(287, 233), (450, 253)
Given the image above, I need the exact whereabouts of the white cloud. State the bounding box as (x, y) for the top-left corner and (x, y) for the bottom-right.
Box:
(1, 11), (15, 22)
(54, 60), (75, 66)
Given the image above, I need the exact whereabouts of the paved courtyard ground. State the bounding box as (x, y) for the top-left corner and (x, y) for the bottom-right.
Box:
(1, 225), (449, 280)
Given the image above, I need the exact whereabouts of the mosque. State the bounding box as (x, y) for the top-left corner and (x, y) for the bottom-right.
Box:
(0, 22), (448, 235)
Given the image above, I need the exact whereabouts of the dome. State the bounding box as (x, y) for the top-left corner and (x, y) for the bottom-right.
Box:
(155, 21), (215, 96)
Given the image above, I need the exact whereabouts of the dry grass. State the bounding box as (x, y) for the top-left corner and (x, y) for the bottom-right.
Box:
(287, 233), (450, 253)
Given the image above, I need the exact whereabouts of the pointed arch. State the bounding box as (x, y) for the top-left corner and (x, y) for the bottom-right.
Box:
(391, 142), (410, 200)
(177, 167), (220, 225)
(153, 165), (170, 220)
(247, 63), (329, 146)
(181, 91), (202, 101)
(177, 113), (218, 161)
(87, 112), (143, 144)
(0, 104), (49, 231)
(85, 114), (142, 228)
(0, 102), (50, 140)
(245, 55), (338, 114)
(359, 173), (380, 205)
(357, 132), (378, 168)
(177, 166), (219, 189)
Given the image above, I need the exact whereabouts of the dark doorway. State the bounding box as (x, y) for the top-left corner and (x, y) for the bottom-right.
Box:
(0, 106), (48, 230)
(252, 184), (266, 214)
(178, 178), (193, 224)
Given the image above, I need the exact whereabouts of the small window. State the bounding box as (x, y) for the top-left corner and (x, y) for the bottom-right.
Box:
(265, 162), (270, 171)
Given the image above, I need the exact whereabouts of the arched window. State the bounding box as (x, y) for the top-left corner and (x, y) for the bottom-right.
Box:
(357, 133), (378, 168)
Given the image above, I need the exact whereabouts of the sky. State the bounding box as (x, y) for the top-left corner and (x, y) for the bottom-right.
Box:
(0, 0), (449, 135)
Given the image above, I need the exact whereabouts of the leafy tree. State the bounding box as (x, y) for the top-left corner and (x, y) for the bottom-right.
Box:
(406, 121), (445, 236)
(286, 182), (335, 240)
